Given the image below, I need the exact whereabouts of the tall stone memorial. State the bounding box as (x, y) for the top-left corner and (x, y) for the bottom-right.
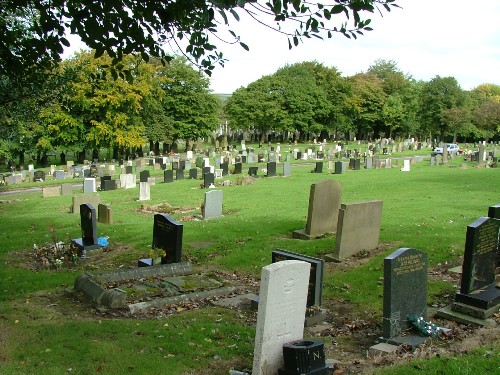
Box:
(252, 260), (311, 375)
(383, 248), (428, 345)
(292, 180), (342, 240)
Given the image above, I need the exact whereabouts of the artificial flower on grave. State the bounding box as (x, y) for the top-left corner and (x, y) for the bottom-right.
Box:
(408, 315), (442, 338)
(149, 248), (166, 259)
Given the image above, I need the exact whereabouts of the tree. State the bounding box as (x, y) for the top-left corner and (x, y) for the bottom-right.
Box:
(1, 1), (400, 76)
(419, 76), (466, 141)
(158, 57), (220, 150)
(473, 100), (500, 140)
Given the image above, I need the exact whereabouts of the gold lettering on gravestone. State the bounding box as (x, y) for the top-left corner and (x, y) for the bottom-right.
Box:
(393, 254), (425, 276)
(476, 220), (498, 255)
(156, 220), (174, 233)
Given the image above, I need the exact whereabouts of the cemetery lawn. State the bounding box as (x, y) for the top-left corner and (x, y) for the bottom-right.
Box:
(1, 159), (499, 374)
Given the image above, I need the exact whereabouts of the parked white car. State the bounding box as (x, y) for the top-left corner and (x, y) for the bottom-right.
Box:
(433, 143), (460, 155)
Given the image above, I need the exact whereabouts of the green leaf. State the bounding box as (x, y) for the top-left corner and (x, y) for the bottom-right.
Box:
(239, 42), (249, 51)
(141, 51), (149, 62)
(94, 47), (105, 59)
(230, 9), (240, 22)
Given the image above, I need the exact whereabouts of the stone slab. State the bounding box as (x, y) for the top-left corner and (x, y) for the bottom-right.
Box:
(435, 305), (497, 327)
(368, 343), (399, 356)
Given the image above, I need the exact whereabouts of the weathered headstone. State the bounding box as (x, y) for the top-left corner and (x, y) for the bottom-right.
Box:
(71, 194), (101, 214)
(383, 248), (428, 344)
(202, 190), (223, 220)
(139, 182), (150, 201)
(292, 180), (343, 240)
(332, 200), (383, 260)
(61, 183), (74, 196)
(33, 170), (45, 181)
(252, 260), (311, 375)
(97, 203), (113, 224)
(42, 185), (61, 198)
(72, 203), (100, 256)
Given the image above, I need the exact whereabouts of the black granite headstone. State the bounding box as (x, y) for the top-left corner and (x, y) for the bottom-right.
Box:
(125, 165), (133, 174)
(234, 162), (242, 174)
(313, 162), (323, 174)
(163, 169), (174, 183)
(33, 170), (45, 181)
(248, 167), (258, 177)
(71, 203), (100, 256)
(383, 248), (428, 339)
(139, 170), (150, 182)
(152, 214), (183, 264)
(221, 162), (229, 176)
(103, 179), (117, 191)
(266, 162), (276, 177)
(204, 172), (215, 188)
(189, 168), (198, 179)
(334, 161), (343, 174)
(279, 340), (327, 375)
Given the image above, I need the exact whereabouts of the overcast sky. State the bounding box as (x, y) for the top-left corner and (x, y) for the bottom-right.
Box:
(64, 0), (500, 94)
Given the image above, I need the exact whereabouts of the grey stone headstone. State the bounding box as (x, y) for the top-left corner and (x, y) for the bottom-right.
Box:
(139, 182), (150, 201)
(54, 170), (65, 180)
(383, 248), (428, 339)
(283, 162), (291, 177)
(332, 200), (383, 260)
(203, 190), (223, 219)
(71, 194), (101, 214)
(175, 169), (184, 180)
(98, 203), (113, 224)
(292, 180), (343, 240)
(61, 183), (74, 196)
(365, 157), (372, 169)
(83, 178), (96, 193)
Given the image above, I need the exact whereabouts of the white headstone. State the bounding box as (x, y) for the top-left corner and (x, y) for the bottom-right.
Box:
(203, 158), (210, 167)
(252, 260), (311, 375)
(83, 178), (96, 193)
(401, 159), (411, 172)
(203, 190), (223, 219)
(28, 164), (34, 171)
(139, 182), (150, 201)
(187, 150), (193, 160)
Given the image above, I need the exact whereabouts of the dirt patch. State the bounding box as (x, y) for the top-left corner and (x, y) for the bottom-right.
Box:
(137, 202), (198, 215)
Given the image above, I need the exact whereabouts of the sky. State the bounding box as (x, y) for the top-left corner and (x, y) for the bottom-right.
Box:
(63, 0), (500, 94)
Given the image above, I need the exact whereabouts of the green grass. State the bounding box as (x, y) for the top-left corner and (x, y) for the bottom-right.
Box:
(0, 153), (499, 374)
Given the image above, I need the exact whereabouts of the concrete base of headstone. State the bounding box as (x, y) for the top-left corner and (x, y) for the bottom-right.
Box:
(71, 238), (101, 256)
(454, 284), (500, 310)
(304, 309), (328, 327)
(383, 334), (429, 349)
(368, 343), (399, 356)
(436, 305), (497, 327)
(451, 300), (500, 319)
(128, 286), (236, 314)
(292, 228), (330, 240)
(211, 293), (258, 309)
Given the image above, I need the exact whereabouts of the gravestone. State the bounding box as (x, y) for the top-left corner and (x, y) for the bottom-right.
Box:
(120, 173), (136, 189)
(103, 179), (117, 191)
(248, 166), (258, 177)
(175, 168), (184, 180)
(313, 162), (323, 173)
(71, 194), (101, 214)
(61, 183), (74, 196)
(202, 166), (211, 176)
(125, 165), (133, 174)
(266, 161), (277, 177)
(163, 169), (174, 183)
(202, 190), (223, 220)
(252, 260), (311, 375)
(383, 248), (428, 345)
(233, 162), (242, 174)
(452, 217), (500, 317)
(187, 168), (197, 179)
(54, 170), (65, 180)
(203, 172), (215, 188)
(283, 162), (291, 177)
(279, 340), (327, 375)
(83, 178), (96, 193)
(332, 200), (383, 261)
(139, 170), (150, 183)
(487, 204), (500, 265)
(71, 203), (100, 257)
(42, 185), (61, 198)
(139, 182), (150, 201)
(365, 157), (372, 169)
(272, 249), (324, 308)
(146, 214), (183, 264)
(334, 161), (343, 174)
(33, 170), (45, 181)
(221, 162), (229, 176)
(97, 203), (113, 224)
(401, 159), (411, 172)
(292, 180), (343, 240)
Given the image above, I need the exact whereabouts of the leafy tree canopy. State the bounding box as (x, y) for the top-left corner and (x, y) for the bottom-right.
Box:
(1, 1), (400, 76)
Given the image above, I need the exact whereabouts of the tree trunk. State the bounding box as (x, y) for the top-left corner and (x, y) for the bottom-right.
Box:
(18, 151), (25, 168)
(60, 152), (66, 165)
